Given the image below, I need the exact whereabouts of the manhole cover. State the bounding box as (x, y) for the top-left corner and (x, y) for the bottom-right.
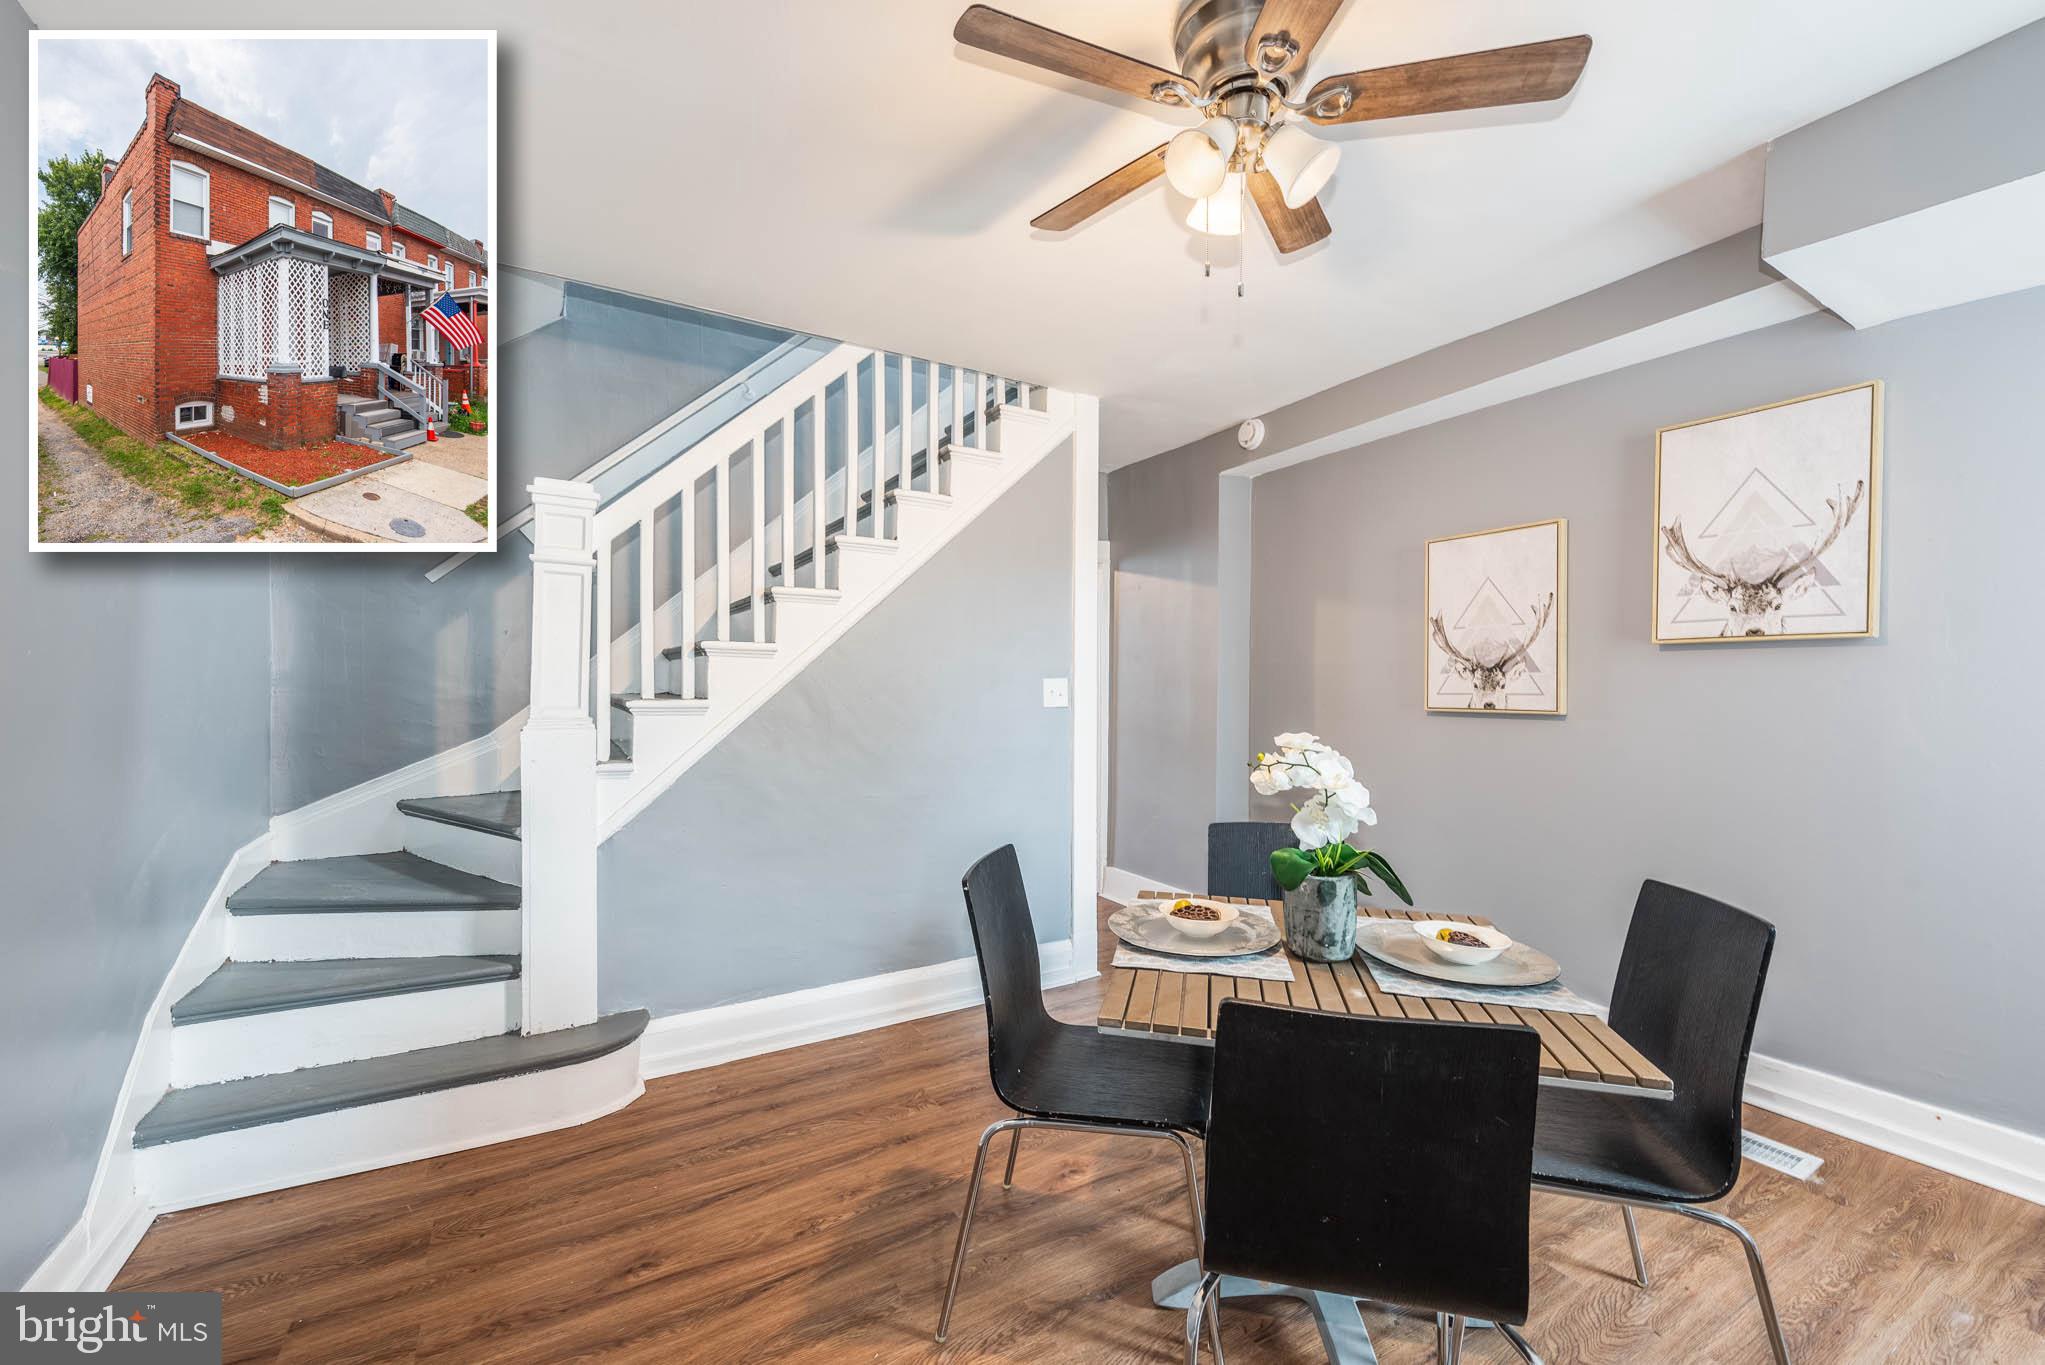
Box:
(389, 518), (427, 538)
(361, 491), (381, 501)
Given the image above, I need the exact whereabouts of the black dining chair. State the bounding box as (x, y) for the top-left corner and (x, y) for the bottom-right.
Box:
(1189, 1000), (1545, 1364)
(1532, 879), (1788, 1364)
(938, 845), (1218, 1346)
(1206, 820), (1294, 901)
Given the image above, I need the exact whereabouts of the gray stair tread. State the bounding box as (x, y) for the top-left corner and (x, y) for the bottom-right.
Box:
(171, 956), (519, 1024)
(396, 792), (521, 839)
(227, 851), (519, 915)
(134, 1010), (650, 1148)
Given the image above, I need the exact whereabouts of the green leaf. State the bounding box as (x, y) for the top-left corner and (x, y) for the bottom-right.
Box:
(1360, 850), (1414, 905)
(1270, 847), (1314, 892)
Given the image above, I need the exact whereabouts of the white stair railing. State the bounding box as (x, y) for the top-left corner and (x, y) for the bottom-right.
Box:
(573, 344), (1034, 764)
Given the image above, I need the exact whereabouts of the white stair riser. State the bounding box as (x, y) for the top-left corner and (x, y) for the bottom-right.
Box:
(700, 652), (779, 703)
(942, 459), (1001, 504)
(768, 600), (844, 654)
(402, 817), (520, 884)
(138, 1041), (643, 1213)
(889, 500), (954, 543)
(230, 908), (522, 961)
(171, 980), (520, 1087)
(831, 545), (900, 597)
(611, 709), (714, 778)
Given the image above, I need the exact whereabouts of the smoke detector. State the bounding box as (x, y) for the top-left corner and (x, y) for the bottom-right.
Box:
(1237, 418), (1265, 450)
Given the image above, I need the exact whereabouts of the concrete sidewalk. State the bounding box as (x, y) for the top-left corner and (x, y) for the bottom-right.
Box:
(287, 435), (489, 544)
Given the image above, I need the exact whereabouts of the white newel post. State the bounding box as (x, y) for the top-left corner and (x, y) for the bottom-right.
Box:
(521, 478), (602, 1034)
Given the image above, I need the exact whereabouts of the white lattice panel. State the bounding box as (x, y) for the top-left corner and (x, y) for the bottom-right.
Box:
(330, 273), (374, 366)
(217, 260), (275, 381)
(289, 259), (330, 378)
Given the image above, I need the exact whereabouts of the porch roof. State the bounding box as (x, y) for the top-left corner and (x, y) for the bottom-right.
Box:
(208, 226), (447, 287)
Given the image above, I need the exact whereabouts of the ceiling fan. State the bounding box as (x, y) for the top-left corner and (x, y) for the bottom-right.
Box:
(953, 0), (1592, 253)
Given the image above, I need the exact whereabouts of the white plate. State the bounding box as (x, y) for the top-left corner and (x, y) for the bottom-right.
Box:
(1109, 900), (1282, 958)
(1355, 918), (1560, 986)
(1412, 919), (1512, 965)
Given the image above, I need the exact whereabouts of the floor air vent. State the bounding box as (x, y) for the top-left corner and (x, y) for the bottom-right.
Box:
(1742, 1132), (1823, 1180)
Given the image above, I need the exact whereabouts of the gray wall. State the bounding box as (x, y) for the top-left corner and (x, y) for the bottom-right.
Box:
(1245, 288), (2045, 1137)
(4, 1), (272, 1289)
(600, 444), (1075, 1015)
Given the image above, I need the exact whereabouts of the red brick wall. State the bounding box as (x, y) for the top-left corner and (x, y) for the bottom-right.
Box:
(217, 373), (337, 450)
(75, 83), (165, 443)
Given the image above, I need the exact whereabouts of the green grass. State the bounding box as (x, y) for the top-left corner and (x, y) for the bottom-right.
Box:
(464, 496), (489, 526)
(448, 397), (489, 435)
(38, 385), (286, 533)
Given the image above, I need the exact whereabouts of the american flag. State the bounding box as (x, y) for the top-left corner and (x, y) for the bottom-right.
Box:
(420, 292), (483, 352)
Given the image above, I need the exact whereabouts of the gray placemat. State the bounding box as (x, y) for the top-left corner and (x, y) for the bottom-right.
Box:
(1111, 908), (1297, 982)
(1361, 956), (1599, 1015)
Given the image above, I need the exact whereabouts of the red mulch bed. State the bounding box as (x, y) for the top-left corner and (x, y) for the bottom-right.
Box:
(180, 430), (392, 491)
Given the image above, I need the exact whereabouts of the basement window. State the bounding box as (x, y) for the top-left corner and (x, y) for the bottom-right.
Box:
(121, 191), (132, 255)
(268, 196), (293, 229)
(310, 211), (333, 239)
(85, 383), (94, 404)
(169, 161), (210, 239)
(174, 400), (214, 431)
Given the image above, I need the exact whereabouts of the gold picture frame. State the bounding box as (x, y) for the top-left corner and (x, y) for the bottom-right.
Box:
(1423, 518), (1567, 715)
(1652, 380), (1883, 644)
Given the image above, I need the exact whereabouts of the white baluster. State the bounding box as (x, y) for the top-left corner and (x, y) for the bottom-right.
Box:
(716, 449), (732, 645)
(677, 480), (695, 699)
(637, 512), (654, 700)
(899, 353), (913, 499)
(594, 529), (613, 762)
(751, 430), (767, 642)
(925, 358), (939, 490)
(805, 386), (822, 585)
(950, 362), (963, 454)
(782, 402), (799, 605)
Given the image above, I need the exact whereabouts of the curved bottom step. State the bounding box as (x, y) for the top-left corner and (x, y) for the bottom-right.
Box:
(135, 1010), (649, 1211)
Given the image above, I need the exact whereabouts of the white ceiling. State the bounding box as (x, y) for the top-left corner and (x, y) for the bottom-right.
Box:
(30, 0), (2045, 465)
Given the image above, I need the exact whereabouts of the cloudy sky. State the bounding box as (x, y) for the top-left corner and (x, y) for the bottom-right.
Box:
(36, 34), (489, 236)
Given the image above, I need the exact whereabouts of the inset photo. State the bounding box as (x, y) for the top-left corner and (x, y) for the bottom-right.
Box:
(30, 30), (495, 549)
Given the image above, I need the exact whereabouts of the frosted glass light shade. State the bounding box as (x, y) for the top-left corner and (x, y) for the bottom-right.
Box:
(1165, 116), (1239, 199)
(1185, 172), (1244, 236)
(1263, 122), (1339, 208)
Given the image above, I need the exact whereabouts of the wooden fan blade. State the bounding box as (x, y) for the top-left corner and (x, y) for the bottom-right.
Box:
(1303, 35), (1592, 124)
(956, 5), (1186, 104)
(1244, 0), (1349, 81)
(1031, 145), (1169, 231)
(1249, 169), (1331, 254)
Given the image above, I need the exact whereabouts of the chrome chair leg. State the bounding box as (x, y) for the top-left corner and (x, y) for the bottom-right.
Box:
(1660, 1202), (1790, 1365)
(1184, 1271), (1223, 1365)
(1435, 1313), (1449, 1363)
(940, 1116), (1211, 1347)
(1622, 1205), (1650, 1287)
(936, 1118), (1013, 1343)
(1002, 1128), (1022, 1188)
(1498, 1321), (1545, 1364)
(1441, 1313), (1465, 1364)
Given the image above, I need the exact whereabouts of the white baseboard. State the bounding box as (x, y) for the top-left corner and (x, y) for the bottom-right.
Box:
(268, 708), (526, 863)
(22, 830), (272, 1292)
(1099, 864), (1189, 906)
(1743, 1053), (2045, 1207)
(641, 939), (1077, 1080)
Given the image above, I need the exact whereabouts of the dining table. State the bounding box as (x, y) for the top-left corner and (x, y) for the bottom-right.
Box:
(1099, 891), (1675, 1365)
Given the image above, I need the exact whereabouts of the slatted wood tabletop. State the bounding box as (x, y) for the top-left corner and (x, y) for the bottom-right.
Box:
(1099, 892), (1673, 1099)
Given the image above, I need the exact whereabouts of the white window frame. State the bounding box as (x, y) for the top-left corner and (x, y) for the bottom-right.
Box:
(174, 400), (214, 431)
(427, 253), (438, 273)
(443, 260), (454, 288)
(366, 230), (381, 253)
(169, 161), (210, 240)
(85, 383), (94, 404)
(467, 269), (477, 288)
(392, 241), (406, 261)
(267, 195), (293, 229)
(310, 211), (333, 239)
(121, 190), (133, 255)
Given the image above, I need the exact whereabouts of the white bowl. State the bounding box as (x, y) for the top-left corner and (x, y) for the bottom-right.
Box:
(1414, 920), (1512, 964)
(1157, 898), (1241, 939)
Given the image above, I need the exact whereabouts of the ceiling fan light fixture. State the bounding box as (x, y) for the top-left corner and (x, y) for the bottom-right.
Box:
(1164, 115), (1239, 199)
(1185, 171), (1244, 237)
(1262, 122), (1339, 209)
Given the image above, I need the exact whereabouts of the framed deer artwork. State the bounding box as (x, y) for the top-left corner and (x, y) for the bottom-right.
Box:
(1424, 519), (1567, 715)
(1653, 381), (1883, 643)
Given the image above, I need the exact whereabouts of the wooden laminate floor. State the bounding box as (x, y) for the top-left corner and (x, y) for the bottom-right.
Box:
(115, 903), (2045, 1363)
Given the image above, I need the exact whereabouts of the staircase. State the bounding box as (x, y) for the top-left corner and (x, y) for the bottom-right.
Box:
(337, 393), (433, 450)
(132, 791), (647, 1210)
(121, 341), (1077, 1211)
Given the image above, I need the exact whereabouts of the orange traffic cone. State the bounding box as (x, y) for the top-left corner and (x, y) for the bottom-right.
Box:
(425, 423), (438, 443)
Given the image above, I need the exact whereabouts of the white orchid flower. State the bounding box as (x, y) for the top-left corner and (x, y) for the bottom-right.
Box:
(1304, 748), (1354, 789)
(1290, 789), (1361, 849)
(1326, 780), (1372, 821)
(1249, 760), (1290, 796)
(1272, 731), (1322, 752)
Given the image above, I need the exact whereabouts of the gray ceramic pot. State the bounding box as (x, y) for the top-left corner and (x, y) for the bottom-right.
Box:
(1282, 874), (1358, 962)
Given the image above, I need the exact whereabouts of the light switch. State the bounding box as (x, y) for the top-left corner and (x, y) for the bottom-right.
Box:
(1042, 677), (1069, 708)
